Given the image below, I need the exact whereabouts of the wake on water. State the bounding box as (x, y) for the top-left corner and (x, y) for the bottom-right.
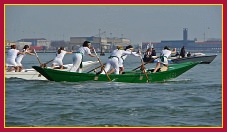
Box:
(167, 78), (192, 83)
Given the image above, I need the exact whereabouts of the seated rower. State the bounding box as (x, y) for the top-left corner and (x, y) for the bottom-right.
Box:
(153, 46), (176, 73)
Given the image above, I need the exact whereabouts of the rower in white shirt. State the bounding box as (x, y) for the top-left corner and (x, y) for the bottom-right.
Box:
(108, 45), (140, 74)
(16, 45), (35, 72)
(69, 41), (96, 72)
(51, 47), (73, 69)
(6, 45), (24, 72)
(100, 45), (140, 75)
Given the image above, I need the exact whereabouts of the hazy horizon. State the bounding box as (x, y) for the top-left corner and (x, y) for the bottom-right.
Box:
(5, 5), (222, 44)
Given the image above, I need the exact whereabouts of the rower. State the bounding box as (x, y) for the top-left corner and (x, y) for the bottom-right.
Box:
(153, 46), (176, 73)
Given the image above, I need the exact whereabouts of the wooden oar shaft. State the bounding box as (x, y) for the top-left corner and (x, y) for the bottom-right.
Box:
(87, 63), (106, 73)
(33, 49), (42, 65)
(132, 60), (152, 71)
(93, 49), (112, 82)
(44, 59), (54, 65)
(139, 52), (150, 83)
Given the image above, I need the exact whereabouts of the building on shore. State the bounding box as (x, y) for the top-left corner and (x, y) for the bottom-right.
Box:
(69, 36), (130, 52)
(6, 35), (131, 53)
(141, 28), (222, 53)
(12, 38), (51, 51)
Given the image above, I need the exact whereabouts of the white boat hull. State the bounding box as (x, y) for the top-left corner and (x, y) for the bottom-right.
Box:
(5, 61), (99, 80)
(6, 71), (47, 80)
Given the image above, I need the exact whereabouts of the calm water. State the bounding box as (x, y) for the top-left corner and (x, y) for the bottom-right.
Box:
(5, 52), (222, 127)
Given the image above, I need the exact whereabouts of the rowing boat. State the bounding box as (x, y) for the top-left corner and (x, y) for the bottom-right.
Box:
(5, 61), (99, 80)
(32, 62), (200, 83)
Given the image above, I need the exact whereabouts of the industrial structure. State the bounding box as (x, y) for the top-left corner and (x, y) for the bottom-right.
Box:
(141, 28), (222, 53)
(69, 36), (130, 53)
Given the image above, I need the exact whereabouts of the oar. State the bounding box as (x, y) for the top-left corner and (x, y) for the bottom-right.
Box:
(132, 59), (153, 71)
(139, 51), (150, 83)
(93, 48), (112, 82)
(33, 49), (45, 77)
(39, 59), (54, 68)
(33, 49), (43, 66)
(44, 59), (54, 65)
(87, 63), (106, 73)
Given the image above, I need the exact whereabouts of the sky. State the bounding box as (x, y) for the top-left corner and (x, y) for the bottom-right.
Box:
(5, 5), (222, 45)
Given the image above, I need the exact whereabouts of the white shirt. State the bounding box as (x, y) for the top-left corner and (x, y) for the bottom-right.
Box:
(110, 49), (132, 59)
(16, 49), (28, 64)
(121, 49), (139, 60)
(7, 49), (19, 60)
(157, 49), (172, 64)
(6, 49), (19, 66)
(77, 47), (91, 56)
(55, 50), (66, 60)
(161, 49), (172, 58)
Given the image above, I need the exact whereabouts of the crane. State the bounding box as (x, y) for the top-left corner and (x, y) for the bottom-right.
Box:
(93, 29), (106, 38)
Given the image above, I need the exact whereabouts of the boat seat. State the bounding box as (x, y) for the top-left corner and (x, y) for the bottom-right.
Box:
(160, 66), (168, 72)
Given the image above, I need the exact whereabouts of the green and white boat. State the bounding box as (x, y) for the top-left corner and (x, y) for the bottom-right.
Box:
(32, 62), (199, 83)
